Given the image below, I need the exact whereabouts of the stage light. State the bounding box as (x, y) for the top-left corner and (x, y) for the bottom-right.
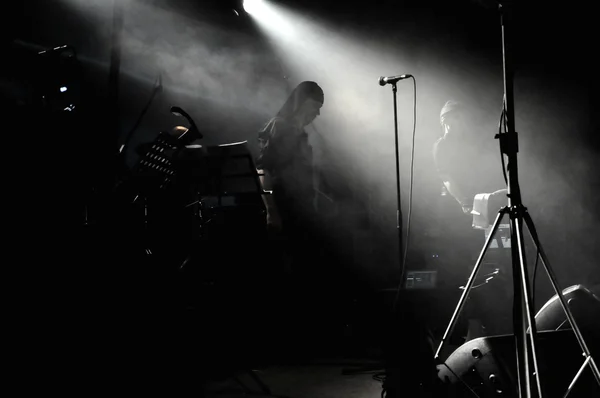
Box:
(243, 0), (265, 15)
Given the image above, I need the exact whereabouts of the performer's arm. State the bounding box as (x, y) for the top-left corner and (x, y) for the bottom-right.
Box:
(434, 138), (474, 213)
(444, 177), (508, 215)
(442, 176), (473, 214)
(257, 168), (282, 229)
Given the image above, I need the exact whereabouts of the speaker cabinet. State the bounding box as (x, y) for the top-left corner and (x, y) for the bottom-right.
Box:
(535, 284), (600, 337)
(437, 329), (600, 397)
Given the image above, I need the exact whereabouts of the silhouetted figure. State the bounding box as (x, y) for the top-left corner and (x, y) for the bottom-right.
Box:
(434, 100), (507, 220)
(256, 80), (324, 233)
(433, 99), (512, 339)
(255, 81), (331, 359)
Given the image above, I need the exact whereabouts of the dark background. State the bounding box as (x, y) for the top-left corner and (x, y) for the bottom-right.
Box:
(2, 0), (599, 388)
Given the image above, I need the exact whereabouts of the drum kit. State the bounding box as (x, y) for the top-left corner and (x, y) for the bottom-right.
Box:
(109, 105), (268, 268)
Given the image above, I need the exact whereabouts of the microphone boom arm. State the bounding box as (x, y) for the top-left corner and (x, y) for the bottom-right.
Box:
(170, 106), (204, 143)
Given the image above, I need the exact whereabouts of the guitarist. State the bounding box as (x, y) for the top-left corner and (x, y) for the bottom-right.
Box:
(433, 99), (512, 339)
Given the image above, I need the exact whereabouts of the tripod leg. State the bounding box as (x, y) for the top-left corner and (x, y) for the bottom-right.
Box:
(232, 375), (252, 394)
(511, 211), (543, 397)
(232, 370), (272, 396)
(246, 369), (272, 395)
(522, 211), (600, 387)
(434, 207), (508, 360)
(564, 356), (592, 398)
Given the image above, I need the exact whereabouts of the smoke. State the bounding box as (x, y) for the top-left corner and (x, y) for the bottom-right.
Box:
(43, 1), (291, 148)
(514, 76), (600, 292)
(34, 1), (599, 292)
(119, 1), (288, 119)
(249, 3), (501, 243)
(246, 1), (599, 291)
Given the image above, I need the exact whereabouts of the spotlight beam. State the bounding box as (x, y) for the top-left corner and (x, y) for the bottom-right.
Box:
(243, 0), (265, 16)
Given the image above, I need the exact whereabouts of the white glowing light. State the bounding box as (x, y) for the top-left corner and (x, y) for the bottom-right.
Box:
(242, 0), (294, 36)
(60, 86), (68, 92)
(243, 0), (265, 16)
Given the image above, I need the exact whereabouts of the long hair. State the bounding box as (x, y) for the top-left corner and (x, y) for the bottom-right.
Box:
(276, 81), (324, 119)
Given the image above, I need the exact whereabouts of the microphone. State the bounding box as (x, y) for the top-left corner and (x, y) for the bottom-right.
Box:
(170, 106), (204, 141)
(379, 74), (413, 86)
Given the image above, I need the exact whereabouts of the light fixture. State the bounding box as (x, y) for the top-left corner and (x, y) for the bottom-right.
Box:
(242, 0), (264, 15)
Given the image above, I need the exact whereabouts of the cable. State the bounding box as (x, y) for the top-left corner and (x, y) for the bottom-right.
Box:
(383, 76), (417, 398)
(401, 76), (416, 284)
(532, 246), (540, 311)
(498, 95), (508, 185)
(392, 76), (417, 312)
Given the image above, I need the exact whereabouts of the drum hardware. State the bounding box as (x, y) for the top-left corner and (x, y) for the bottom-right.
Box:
(171, 140), (267, 271)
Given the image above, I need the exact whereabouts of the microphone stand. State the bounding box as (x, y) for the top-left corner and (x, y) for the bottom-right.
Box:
(390, 82), (404, 312)
(434, 2), (600, 397)
(109, 0), (124, 181)
(380, 78), (437, 398)
(170, 106), (204, 143)
(341, 82), (406, 381)
(378, 74), (412, 308)
(117, 73), (163, 167)
(112, 73), (163, 209)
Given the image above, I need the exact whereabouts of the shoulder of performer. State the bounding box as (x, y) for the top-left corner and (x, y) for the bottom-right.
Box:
(259, 117), (300, 142)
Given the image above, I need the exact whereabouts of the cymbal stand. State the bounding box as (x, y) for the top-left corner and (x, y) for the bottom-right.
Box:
(144, 195), (152, 255)
(131, 193), (153, 256)
(179, 189), (206, 271)
(434, 2), (600, 397)
(187, 194), (205, 238)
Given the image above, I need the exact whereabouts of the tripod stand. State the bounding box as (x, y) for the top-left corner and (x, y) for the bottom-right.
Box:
(434, 2), (600, 397)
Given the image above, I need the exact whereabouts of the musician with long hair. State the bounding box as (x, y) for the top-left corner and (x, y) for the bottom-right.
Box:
(255, 81), (327, 357)
(256, 81), (324, 233)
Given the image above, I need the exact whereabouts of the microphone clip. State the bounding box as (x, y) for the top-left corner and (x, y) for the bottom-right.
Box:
(379, 74), (413, 86)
